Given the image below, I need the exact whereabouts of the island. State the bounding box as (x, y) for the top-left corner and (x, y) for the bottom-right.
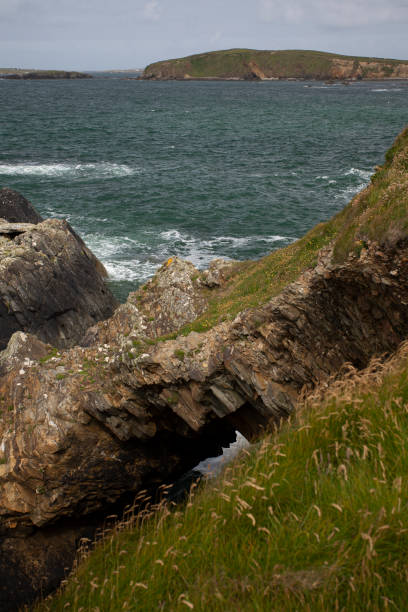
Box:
(0, 69), (92, 79)
(143, 48), (408, 81)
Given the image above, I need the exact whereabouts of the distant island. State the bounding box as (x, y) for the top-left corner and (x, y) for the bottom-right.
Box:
(0, 69), (92, 79)
(143, 49), (408, 81)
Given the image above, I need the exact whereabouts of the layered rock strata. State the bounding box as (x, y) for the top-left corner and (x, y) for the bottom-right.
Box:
(0, 203), (117, 349)
(1, 238), (408, 607)
(0, 188), (44, 224)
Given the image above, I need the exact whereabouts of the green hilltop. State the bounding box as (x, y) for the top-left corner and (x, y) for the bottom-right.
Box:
(143, 48), (408, 80)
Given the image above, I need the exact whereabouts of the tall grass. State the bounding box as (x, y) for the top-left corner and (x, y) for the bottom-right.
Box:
(39, 341), (408, 611)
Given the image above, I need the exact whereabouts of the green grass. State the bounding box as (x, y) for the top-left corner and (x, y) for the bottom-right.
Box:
(332, 126), (408, 261)
(144, 49), (408, 80)
(39, 340), (408, 611)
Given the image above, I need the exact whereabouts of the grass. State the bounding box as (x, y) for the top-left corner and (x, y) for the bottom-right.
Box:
(39, 340), (408, 611)
(332, 126), (408, 261)
(144, 49), (408, 80)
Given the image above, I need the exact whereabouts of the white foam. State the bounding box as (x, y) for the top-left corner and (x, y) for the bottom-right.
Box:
(159, 229), (184, 240)
(159, 230), (292, 249)
(104, 260), (159, 282)
(0, 162), (139, 178)
(344, 167), (372, 181)
(335, 183), (367, 200)
(81, 228), (295, 284)
(195, 432), (250, 477)
(83, 233), (143, 260)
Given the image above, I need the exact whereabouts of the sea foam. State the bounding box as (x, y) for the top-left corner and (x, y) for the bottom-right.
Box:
(0, 162), (138, 178)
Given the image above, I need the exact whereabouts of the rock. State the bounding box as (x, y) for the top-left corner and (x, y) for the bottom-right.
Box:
(3, 243), (408, 524)
(83, 256), (211, 346)
(0, 188), (43, 224)
(199, 258), (237, 288)
(0, 214), (117, 350)
(2, 242), (408, 608)
(0, 222), (37, 237)
(0, 331), (49, 377)
(133, 256), (207, 335)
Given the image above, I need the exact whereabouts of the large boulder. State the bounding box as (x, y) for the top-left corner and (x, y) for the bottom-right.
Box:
(0, 188), (43, 224)
(0, 213), (118, 349)
(82, 256), (211, 346)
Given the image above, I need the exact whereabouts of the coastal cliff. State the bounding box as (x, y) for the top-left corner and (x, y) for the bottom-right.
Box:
(143, 49), (408, 81)
(1, 126), (408, 608)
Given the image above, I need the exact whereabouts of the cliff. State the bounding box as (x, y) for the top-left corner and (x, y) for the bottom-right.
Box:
(1, 127), (408, 608)
(143, 49), (408, 81)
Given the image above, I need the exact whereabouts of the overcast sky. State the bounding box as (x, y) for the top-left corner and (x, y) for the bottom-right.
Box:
(1, 0), (408, 70)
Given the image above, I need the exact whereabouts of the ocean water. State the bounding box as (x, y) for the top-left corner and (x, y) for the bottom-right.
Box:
(0, 77), (407, 301)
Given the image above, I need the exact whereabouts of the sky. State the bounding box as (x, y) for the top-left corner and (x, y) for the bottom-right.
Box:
(1, 0), (408, 70)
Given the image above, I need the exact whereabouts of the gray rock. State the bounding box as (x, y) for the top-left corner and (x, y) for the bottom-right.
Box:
(0, 216), (118, 349)
(0, 188), (43, 224)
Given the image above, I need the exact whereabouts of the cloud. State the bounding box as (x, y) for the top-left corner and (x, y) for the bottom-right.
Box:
(259, 0), (408, 27)
(143, 0), (161, 21)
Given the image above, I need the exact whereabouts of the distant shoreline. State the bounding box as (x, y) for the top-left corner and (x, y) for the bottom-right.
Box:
(138, 76), (408, 82)
(0, 70), (92, 80)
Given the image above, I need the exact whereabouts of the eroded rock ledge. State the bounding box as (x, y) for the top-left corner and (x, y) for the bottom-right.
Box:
(1, 234), (408, 607)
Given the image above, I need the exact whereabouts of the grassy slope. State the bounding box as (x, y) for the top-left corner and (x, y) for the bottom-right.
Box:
(144, 49), (408, 79)
(38, 128), (408, 611)
(41, 342), (408, 611)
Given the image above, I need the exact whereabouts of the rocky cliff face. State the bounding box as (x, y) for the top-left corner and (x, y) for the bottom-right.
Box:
(0, 190), (117, 350)
(1, 237), (408, 607)
(329, 58), (408, 80)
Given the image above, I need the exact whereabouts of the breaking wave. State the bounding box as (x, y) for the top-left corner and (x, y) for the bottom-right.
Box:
(0, 162), (138, 178)
(81, 229), (295, 284)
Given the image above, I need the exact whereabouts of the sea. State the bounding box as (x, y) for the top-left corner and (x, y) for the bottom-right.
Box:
(0, 76), (407, 302)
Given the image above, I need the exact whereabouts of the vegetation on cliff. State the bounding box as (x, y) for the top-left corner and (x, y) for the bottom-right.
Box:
(40, 341), (408, 611)
(37, 128), (408, 610)
(143, 49), (408, 81)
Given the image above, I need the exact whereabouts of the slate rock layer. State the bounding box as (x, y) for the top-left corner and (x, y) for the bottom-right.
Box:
(0, 188), (43, 224)
(0, 191), (117, 349)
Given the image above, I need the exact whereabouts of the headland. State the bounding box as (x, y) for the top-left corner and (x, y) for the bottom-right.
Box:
(143, 48), (408, 81)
